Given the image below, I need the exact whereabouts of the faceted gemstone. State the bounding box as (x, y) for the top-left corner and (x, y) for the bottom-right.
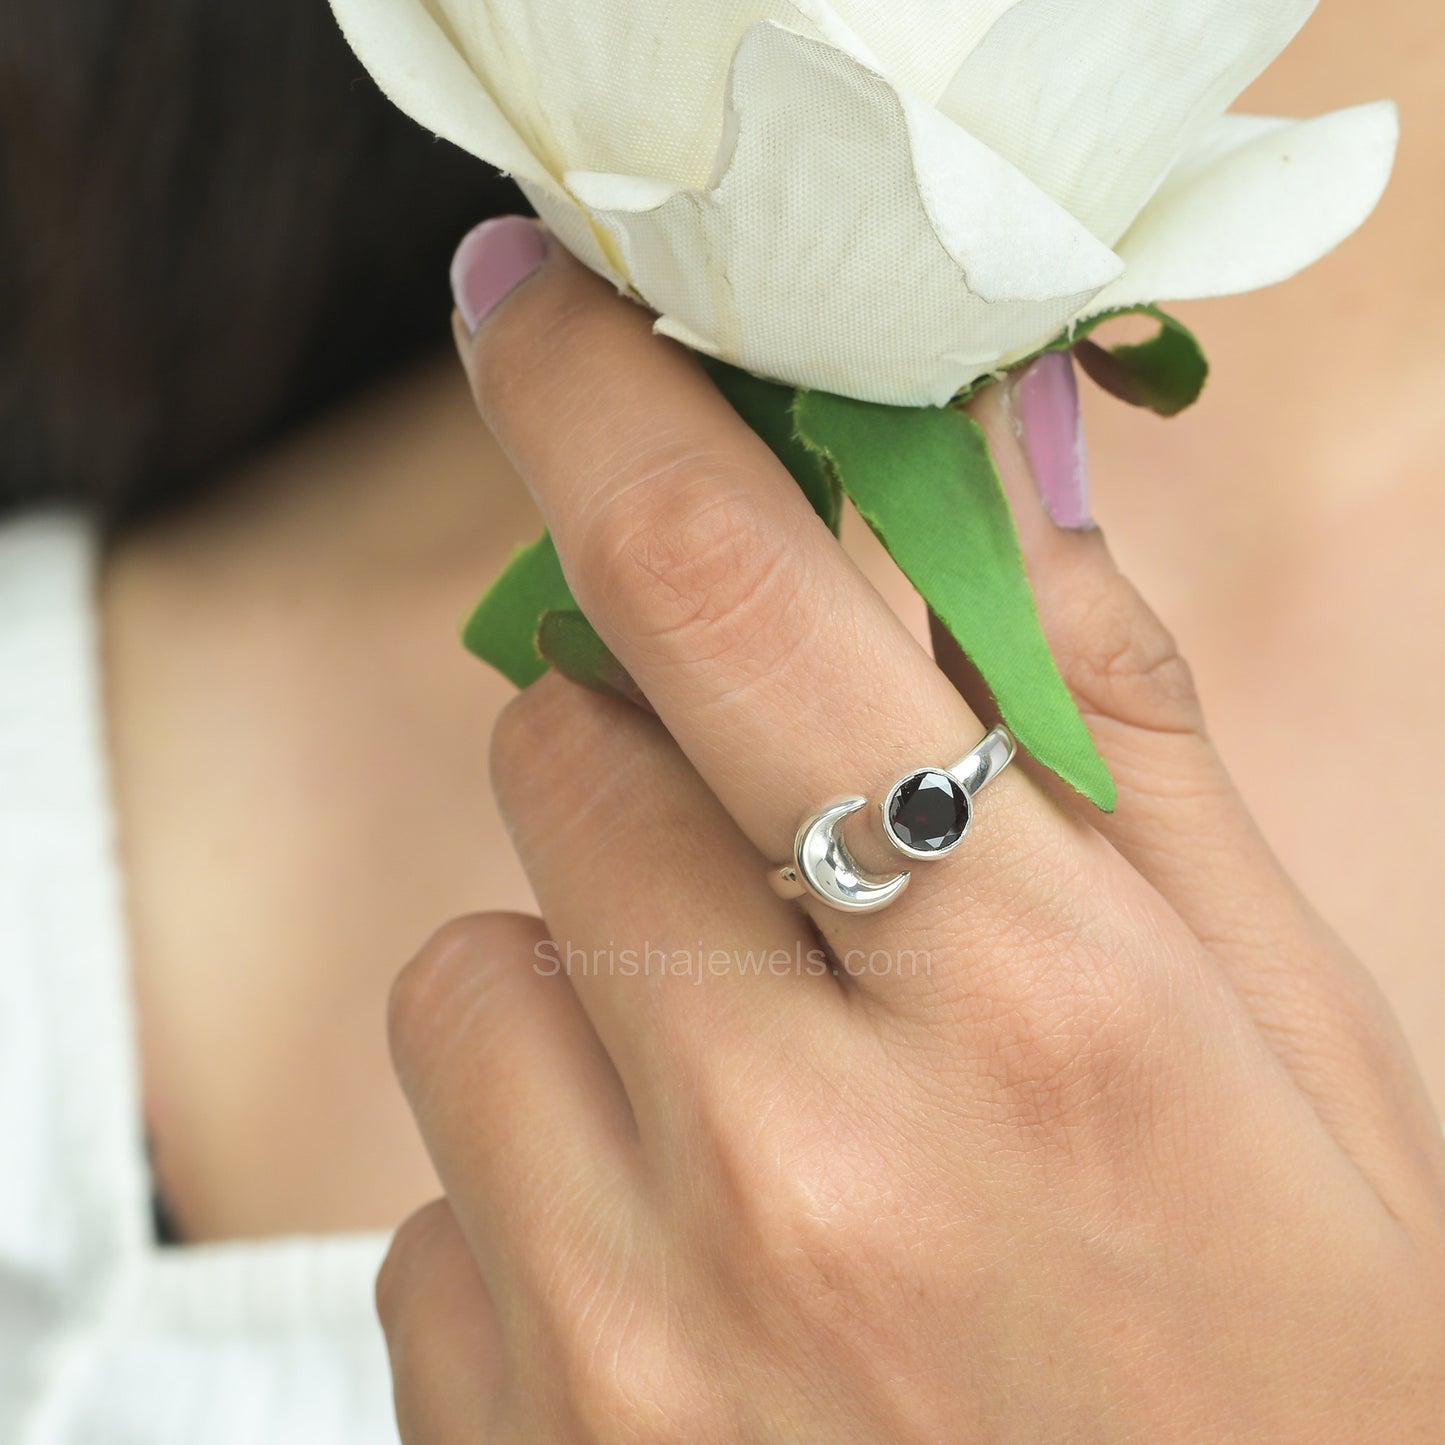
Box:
(886, 769), (970, 855)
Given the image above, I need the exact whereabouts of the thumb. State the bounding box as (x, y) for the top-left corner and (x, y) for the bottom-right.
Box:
(943, 356), (1435, 1168)
(954, 352), (1206, 750)
(945, 349), (1291, 932)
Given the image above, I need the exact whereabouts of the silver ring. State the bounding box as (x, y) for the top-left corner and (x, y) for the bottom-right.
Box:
(769, 726), (1016, 914)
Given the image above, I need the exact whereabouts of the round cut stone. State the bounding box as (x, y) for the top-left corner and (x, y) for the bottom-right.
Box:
(886, 770), (970, 855)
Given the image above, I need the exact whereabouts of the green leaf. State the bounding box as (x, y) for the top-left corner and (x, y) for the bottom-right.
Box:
(1070, 307), (1209, 418)
(792, 389), (1116, 812)
(954, 304), (1208, 419)
(700, 356), (843, 534)
(464, 321), (1196, 788)
(461, 530), (577, 688)
(461, 538), (639, 703)
(536, 609), (644, 706)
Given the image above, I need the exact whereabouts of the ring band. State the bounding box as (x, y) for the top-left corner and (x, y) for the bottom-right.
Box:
(770, 725), (1016, 914)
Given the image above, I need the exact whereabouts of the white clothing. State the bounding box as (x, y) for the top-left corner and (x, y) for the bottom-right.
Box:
(0, 510), (398, 1445)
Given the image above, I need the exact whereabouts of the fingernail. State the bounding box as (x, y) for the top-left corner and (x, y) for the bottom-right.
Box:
(449, 217), (549, 334)
(1009, 351), (1092, 530)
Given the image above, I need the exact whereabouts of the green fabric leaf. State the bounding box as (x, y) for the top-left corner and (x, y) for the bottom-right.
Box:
(1070, 307), (1209, 417)
(536, 609), (644, 706)
(461, 538), (639, 702)
(955, 304), (1208, 418)
(463, 318), (1193, 806)
(792, 389), (1116, 812)
(699, 356), (843, 534)
(461, 530), (577, 688)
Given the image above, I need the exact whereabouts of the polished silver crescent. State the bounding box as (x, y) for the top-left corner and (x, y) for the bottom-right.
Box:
(770, 797), (911, 914)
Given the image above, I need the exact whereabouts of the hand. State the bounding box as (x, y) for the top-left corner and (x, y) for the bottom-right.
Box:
(377, 221), (1445, 1442)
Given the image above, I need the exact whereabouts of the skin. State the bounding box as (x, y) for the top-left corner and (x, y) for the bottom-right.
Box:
(106, 0), (1445, 1245)
(364, 234), (1445, 1437)
(96, 9), (1445, 1420)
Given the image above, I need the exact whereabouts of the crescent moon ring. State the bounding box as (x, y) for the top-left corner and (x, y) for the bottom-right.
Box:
(770, 797), (911, 914)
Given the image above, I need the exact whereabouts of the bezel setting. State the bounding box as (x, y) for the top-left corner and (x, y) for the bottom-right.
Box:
(880, 768), (973, 861)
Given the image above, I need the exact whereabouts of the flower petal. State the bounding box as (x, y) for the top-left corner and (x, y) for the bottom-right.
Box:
(418, 0), (865, 190)
(326, 0), (553, 190)
(568, 23), (1122, 407)
(516, 180), (632, 290)
(826, 0), (1026, 102)
(1086, 102), (1399, 314)
(937, 0), (1319, 244)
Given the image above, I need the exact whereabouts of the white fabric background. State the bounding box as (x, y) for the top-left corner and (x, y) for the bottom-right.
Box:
(0, 511), (398, 1445)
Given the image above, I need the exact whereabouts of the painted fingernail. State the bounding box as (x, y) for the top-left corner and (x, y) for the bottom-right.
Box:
(1010, 351), (1092, 530)
(449, 217), (549, 334)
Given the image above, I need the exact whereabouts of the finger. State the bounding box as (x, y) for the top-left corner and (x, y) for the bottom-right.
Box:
(378, 1199), (503, 1443)
(388, 911), (638, 1304)
(958, 359), (1288, 929)
(489, 672), (839, 1137)
(958, 356), (1442, 1158)
(450, 219), (1151, 1002)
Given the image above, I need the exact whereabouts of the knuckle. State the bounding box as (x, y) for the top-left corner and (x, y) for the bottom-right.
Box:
(487, 686), (542, 794)
(489, 672), (612, 805)
(579, 462), (807, 680)
(969, 949), (1167, 1148)
(489, 676), (658, 854)
(561, 1315), (711, 1444)
(387, 914), (509, 1077)
(684, 1054), (896, 1327)
(723, 1142), (905, 1366)
(1067, 571), (1203, 736)
(375, 1199), (455, 1338)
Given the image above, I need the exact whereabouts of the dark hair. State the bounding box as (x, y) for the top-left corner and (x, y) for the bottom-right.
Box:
(0, 0), (522, 523)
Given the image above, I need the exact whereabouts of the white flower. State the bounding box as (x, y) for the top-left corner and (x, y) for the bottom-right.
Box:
(327, 0), (1398, 407)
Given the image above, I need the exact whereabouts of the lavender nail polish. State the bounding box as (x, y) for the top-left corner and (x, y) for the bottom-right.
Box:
(449, 216), (549, 334)
(1011, 351), (1092, 530)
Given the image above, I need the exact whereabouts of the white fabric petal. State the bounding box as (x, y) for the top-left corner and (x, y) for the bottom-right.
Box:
(938, 0), (1319, 244)
(419, 0), (863, 190)
(516, 180), (632, 290)
(567, 23), (1122, 407)
(825, 0), (1026, 103)
(1086, 102), (1399, 314)
(325, 0), (554, 191)
(337, 0), (1029, 198)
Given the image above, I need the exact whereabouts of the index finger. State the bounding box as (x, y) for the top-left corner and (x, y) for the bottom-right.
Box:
(453, 219), (1106, 973)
